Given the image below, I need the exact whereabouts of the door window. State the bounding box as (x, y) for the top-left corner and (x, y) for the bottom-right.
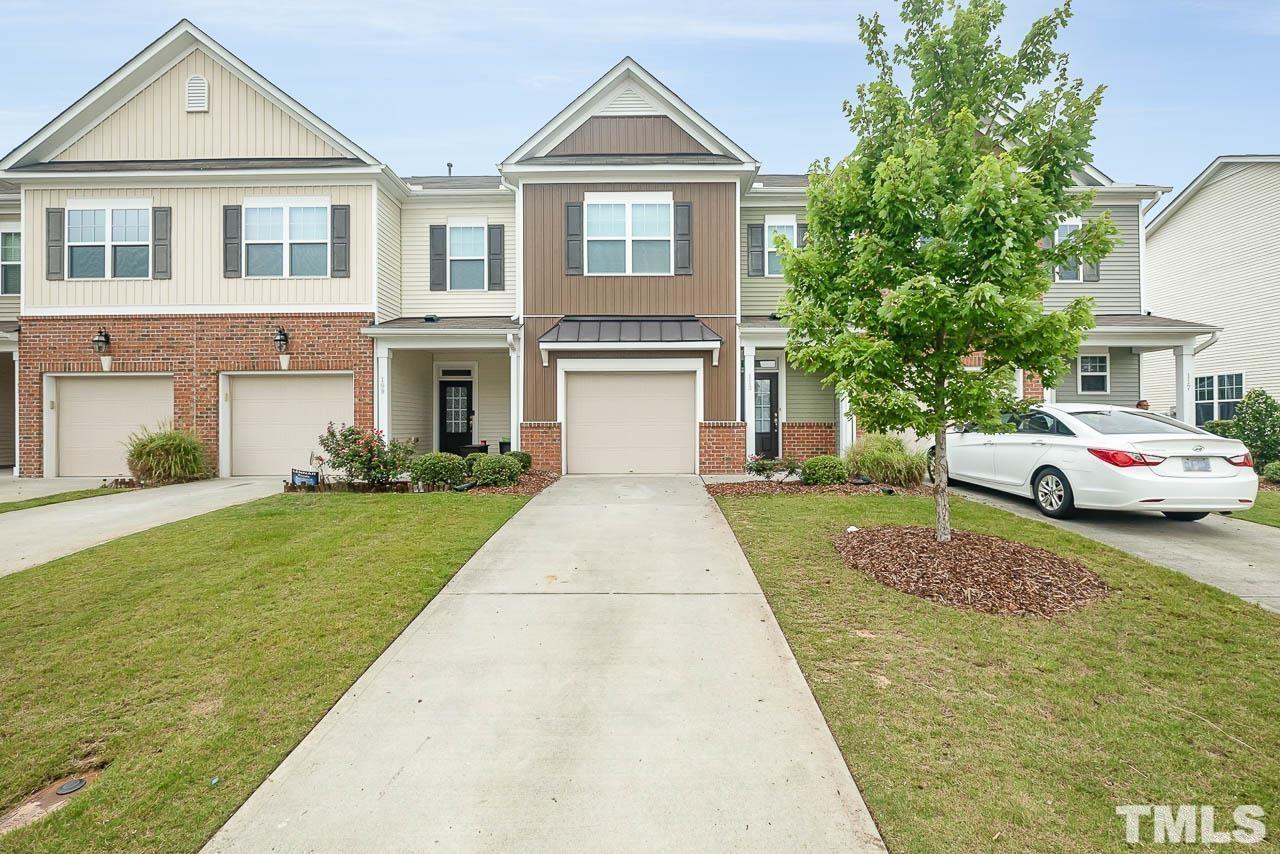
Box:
(444, 386), (469, 433)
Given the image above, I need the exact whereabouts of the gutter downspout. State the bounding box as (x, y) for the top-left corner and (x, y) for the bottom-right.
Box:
(1194, 331), (1219, 356)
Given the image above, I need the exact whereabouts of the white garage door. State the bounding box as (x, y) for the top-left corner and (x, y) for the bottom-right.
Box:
(565, 371), (697, 474)
(56, 375), (174, 477)
(228, 374), (354, 476)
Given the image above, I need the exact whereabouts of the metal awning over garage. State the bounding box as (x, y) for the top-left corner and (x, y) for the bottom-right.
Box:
(538, 315), (722, 366)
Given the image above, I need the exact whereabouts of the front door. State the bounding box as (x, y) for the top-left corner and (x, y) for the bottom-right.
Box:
(439, 380), (474, 455)
(754, 373), (780, 458)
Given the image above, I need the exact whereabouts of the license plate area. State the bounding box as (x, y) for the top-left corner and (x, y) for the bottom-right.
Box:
(1182, 457), (1212, 472)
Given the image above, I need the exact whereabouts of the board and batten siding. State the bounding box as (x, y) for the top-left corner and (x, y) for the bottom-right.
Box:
(23, 185), (372, 309)
(388, 349), (510, 450)
(1044, 204), (1142, 315)
(1143, 162), (1280, 413)
(740, 205), (804, 316)
(1053, 347), (1141, 406)
(0, 212), (16, 321)
(376, 187), (402, 320)
(54, 49), (342, 162)
(400, 195), (517, 319)
(547, 117), (709, 157)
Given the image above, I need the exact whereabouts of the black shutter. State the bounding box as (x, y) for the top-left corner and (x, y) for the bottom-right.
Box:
(330, 204), (350, 278)
(565, 202), (583, 275)
(797, 222), (808, 248)
(46, 208), (65, 281)
(487, 224), (505, 290)
(429, 224), (446, 291)
(674, 201), (693, 275)
(152, 207), (172, 280)
(747, 223), (765, 277)
(223, 205), (241, 278)
(1084, 258), (1100, 282)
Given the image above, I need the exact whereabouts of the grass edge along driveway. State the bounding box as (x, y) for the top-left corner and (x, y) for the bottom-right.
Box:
(0, 492), (525, 852)
(716, 492), (1279, 852)
(1237, 489), (1280, 528)
(0, 487), (132, 515)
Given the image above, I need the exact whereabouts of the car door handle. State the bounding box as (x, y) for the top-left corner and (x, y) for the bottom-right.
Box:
(1032, 440), (1046, 446)
(983, 440), (994, 446)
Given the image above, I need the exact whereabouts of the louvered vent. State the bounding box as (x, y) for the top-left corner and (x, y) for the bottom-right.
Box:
(185, 74), (209, 113)
(598, 86), (660, 116)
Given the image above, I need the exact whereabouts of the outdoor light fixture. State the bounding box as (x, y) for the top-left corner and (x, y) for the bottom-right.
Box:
(273, 326), (290, 370)
(91, 328), (112, 371)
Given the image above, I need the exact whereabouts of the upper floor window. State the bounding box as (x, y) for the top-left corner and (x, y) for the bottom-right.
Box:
(765, 214), (796, 277)
(0, 225), (20, 295)
(1077, 352), (1109, 394)
(1054, 218), (1082, 282)
(67, 200), (150, 279)
(448, 218), (486, 290)
(1195, 372), (1244, 425)
(243, 199), (329, 278)
(584, 192), (672, 275)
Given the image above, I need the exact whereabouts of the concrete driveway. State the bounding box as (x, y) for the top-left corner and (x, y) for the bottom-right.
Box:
(955, 484), (1280, 612)
(0, 478), (280, 577)
(207, 476), (885, 852)
(0, 470), (105, 501)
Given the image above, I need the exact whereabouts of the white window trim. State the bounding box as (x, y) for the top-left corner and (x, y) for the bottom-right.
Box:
(764, 213), (797, 279)
(242, 196), (330, 280)
(583, 191), (674, 277)
(1194, 371), (1246, 424)
(0, 222), (20, 296)
(446, 216), (488, 292)
(65, 197), (152, 281)
(1077, 348), (1109, 395)
(1054, 216), (1083, 283)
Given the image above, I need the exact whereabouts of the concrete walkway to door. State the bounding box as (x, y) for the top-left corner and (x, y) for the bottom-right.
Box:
(207, 476), (885, 852)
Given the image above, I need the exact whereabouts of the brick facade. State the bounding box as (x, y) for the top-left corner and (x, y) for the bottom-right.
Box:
(18, 313), (373, 476)
(519, 422), (562, 472)
(1022, 371), (1045, 401)
(698, 420), (746, 474)
(780, 421), (837, 461)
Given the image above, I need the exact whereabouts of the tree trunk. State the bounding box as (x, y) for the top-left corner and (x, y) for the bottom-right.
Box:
(933, 425), (952, 543)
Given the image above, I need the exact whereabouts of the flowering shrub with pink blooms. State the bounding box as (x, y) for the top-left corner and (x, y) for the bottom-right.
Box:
(317, 423), (416, 486)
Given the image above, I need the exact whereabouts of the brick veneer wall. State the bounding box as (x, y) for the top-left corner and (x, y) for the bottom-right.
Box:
(1022, 372), (1045, 401)
(519, 422), (562, 472)
(781, 421), (837, 461)
(18, 313), (373, 477)
(699, 421), (746, 474)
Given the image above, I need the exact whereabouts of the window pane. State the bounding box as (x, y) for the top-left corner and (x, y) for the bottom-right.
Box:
(68, 245), (105, 278)
(290, 243), (328, 277)
(112, 245), (149, 278)
(246, 243), (284, 276)
(1, 232), (20, 263)
(1195, 376), (1214, 401)
(449, 259), (484, 290)
(767, 223), (796, 246)
(1057, 222), (1080, 242)
(111, 208), (149, 243)
(68, 209), (106, 243)
(754, 379), (772, 427)
(631, 203), (671, 237)
(632, 240), (670, 274)
(1218, 400), (1239, 420)
(1073, 409), (1201, 435)
(289, 206), (328, 241)
(586, 240), (625, 273)
(244, 207), (283, 241)
(585, 204), (625, 237)
(767, 250), (783, 276)
(1218, 373), (1243, 401)
(1195, 402), (1215, 426)
(449, 226), (485, 258)
(1057, 258), (1080, 280)
(1080, 355), (1108, 374)
(1080, 373), (1107, 392)
(0, 264), (18, 295)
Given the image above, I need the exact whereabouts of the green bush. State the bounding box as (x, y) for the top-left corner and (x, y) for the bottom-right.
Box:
(1231, 389), (1280, 471)
(746, 456), (801, 481)
(1203, 419), (1236, 439)
(471, 454), (523, 487)
(126, 426), (210, 485)
(464, 452), (489, 475)
(408, 452), (467, 488)
(317, 424), (414, 486)
(800, 454), (849, 485)
(845, 433), (928, 487)
(1263, 460), (1280, 484)
(505, 450), (533, 472)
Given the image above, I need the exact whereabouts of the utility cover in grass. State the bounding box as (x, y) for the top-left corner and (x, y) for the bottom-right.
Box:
(834, 526), (1111, 618)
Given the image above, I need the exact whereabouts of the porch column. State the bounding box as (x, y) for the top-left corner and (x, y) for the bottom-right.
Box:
(507, 333), (521, 450)
(837, 392), (855, 455)
(742, 344), (756, 457)
(1174, 343), (1195, 424)
(375, 345), (391, 436)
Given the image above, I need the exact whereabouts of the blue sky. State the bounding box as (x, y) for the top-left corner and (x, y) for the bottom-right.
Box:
(0, 0), (1275, 208)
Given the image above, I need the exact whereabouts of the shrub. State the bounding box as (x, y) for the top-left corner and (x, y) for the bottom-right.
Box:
(1203, 419), (1236, 439)
(408, 452), (467, 488)
(745, 456), (781, 479)
(126, 426), (210, 485)
(1263, 460), (1280, 484)
(845, 433), (928, 487)
(472, 454), (523, 487)
(1231, 389), (1280, 471)
(463, 452), (489, 475)
(800, 454), (849, 485)
(505, 450), (533, 472)
(317, 424), (414, 486)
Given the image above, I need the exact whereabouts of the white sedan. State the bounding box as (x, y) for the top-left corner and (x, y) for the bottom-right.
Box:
(931, 403), (1259, 521)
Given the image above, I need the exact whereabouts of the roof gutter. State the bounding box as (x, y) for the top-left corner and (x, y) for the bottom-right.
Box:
(538, 339), (720, 367)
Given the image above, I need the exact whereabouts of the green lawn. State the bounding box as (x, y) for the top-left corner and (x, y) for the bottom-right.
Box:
(0, 487), (131, 515)
(717, 493), (1279, 852)
(1237, 489), (1280, 528)
(0, 492), (525, 852)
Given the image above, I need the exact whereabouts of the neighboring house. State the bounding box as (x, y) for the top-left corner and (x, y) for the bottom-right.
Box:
(1143, 155), (1280, 423)
(0, 20), (1214, 478)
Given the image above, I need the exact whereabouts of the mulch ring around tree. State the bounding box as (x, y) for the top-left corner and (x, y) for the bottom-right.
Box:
(705, 480), (931, 498)
(833, 526), (1112, 618)
(470, 470), (560, 496)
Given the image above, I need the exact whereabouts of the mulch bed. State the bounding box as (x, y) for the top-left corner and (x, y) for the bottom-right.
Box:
(1259, 480), (1280, 493)
(470, 470), (560, 496)
(705, 480), (931, 498)
(833, 526), (1111, 618)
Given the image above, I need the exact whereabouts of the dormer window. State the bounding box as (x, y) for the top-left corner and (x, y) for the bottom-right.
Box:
(584, 192), (673, 275)
(185, 74), (209, 113)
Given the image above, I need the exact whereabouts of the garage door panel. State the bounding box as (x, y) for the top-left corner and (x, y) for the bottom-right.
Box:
(565, 372), (696, 474)
(229, 374), (354, 476)
(56, 376), (174, 477)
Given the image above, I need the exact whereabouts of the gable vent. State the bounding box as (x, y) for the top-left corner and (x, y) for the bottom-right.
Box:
(598, 85), (660, 116)
(185, 74), (209, 113)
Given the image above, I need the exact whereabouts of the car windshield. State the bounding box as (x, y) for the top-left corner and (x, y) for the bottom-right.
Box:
(1069, 409), (1206, 436)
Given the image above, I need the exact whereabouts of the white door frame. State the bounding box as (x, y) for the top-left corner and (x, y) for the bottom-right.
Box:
(42, 371), (175, 479)
(431, 360), (479, 451)
(218, 370), (355, 478)
(556, 358), (704, 475)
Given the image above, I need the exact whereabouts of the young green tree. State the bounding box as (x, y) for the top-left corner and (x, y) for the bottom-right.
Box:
(781, 0), (1116, 542)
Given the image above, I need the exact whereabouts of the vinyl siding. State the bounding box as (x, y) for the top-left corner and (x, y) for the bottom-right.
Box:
(23, 184), (371, 310)
(740, 205), (804, 316)
(54, 49), (342, 162)
(548, 117), (708, 156)
(375, 187), (402, 321)
(1044, 203), (1142, 314)
(753, 347), (836, 423)
(388, 349), (432, 448)
(400, 195), (517, 318)
(1053, 347), (1141, 405)
(388, 349), (511, 451)
(1143, 162), (1280, 413)
(0, 355), (13, 467)
(0, 213), (17, 321)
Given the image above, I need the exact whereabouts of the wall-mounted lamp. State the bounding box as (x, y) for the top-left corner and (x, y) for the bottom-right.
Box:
(91, 328), (112, 371)
(273, 326), (290, 370)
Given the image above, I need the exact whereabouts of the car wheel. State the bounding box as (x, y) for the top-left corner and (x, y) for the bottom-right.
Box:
(1033, 468), (1076, 519)
(1163, 511), (1209, 522)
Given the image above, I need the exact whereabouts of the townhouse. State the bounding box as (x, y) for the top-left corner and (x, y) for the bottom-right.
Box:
(0, 20), (1216, 478)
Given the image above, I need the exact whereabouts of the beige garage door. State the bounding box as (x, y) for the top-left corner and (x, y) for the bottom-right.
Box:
(228, 374), (354, 476)
(565, 371), (697, 474)
(56, 375), (174, 476)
